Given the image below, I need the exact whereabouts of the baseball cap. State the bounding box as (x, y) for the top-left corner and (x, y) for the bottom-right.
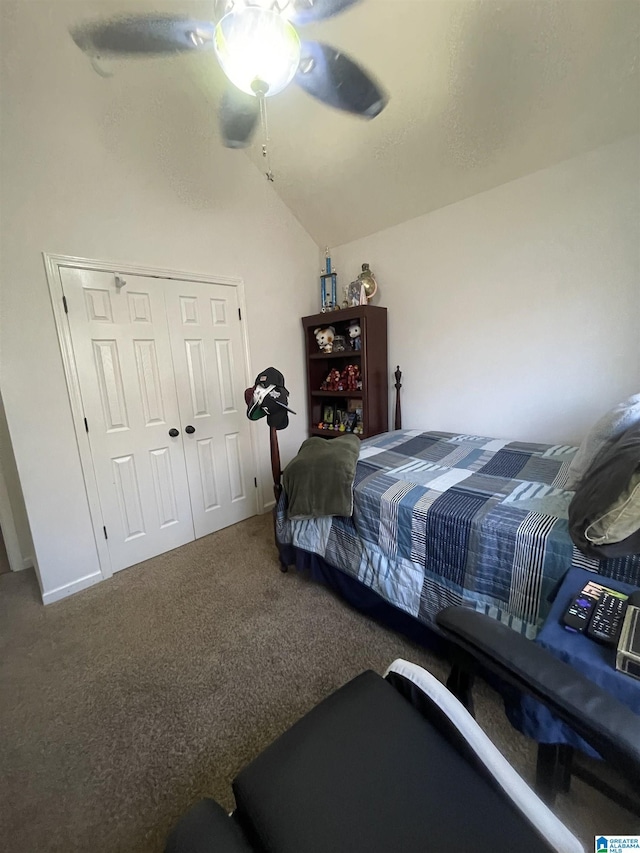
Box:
(244, 385), (267, 420)
(255, 367), (286, 390)
(245, 367), (296, 430)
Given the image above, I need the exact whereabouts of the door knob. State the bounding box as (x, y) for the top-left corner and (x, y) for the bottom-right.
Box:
(185, 425), (196, 434)
(168, 428), (180, 437)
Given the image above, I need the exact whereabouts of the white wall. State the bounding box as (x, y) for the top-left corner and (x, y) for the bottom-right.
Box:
(0, 391), (34, 568)
(333, 136), (640, 445)
(0, 2), (319, 602)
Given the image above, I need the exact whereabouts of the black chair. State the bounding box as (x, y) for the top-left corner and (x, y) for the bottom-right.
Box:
(166, 607), (640, 853)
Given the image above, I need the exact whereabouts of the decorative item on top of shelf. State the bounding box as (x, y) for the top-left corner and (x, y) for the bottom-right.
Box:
(357, 263), (378, 302)
(347, 320), (362, 351)
(320, 247), (338, 312)
(314, 325), (335, 353)
(347, 280), (363, 307)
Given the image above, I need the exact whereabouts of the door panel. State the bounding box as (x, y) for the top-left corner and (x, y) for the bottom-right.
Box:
(196, 438), (220, 510)
(166, 281), (256, 537)
(185, 339), (210, 417)
(112, 454), (145, 539)
(62, 268), (195, 572)
(149, 447), (180, 527)
(134, 339), (166, 426)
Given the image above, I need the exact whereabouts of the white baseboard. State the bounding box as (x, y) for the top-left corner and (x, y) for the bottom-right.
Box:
(22, 556), (34, 570)
(262, 500), (276, 513)
(42, 571), (103, 605)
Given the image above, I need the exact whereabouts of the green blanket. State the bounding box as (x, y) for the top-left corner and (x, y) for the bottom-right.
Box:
(282, 435), (361, 519)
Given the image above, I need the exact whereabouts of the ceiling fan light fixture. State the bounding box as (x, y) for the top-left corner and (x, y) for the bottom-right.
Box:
(214, 7), (301, 97)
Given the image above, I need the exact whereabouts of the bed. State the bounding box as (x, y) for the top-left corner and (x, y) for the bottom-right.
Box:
(272, 373), (640, 643)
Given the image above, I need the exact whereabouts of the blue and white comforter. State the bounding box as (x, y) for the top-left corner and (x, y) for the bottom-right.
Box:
(277, 430), (640, 638)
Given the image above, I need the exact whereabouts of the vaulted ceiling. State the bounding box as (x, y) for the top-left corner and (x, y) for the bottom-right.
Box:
(18, 0), (640, 247)
(241, 0), (640, 246)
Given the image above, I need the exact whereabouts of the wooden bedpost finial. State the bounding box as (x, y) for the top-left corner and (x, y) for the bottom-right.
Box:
(394, 366), (402, 431)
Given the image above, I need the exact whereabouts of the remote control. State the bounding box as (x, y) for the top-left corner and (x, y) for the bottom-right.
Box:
(562, 581), (602, 633)
(587, 590), (628, 645)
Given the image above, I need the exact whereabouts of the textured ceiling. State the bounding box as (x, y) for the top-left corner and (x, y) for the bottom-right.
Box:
(17, 0), (640, 248)
(240, 0), (640, 246)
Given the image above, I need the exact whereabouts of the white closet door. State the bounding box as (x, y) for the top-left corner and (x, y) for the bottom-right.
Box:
(61, 268), (195, 572)
(165, 281), (256, 537)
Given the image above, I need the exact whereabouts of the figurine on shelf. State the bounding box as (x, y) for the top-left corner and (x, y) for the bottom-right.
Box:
(347, 321), (361, 351)
(341, 284), (349, 310)
(320, 368), (341, 391)
(342, 366), (351, 391)
(314, 325), (335, 353)
(340, 364), (360, 391)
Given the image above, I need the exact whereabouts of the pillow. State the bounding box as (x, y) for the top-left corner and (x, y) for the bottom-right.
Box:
(568, 422), (640, 559)
(585, 471), (640, 545)
(564, 393), (640, 490)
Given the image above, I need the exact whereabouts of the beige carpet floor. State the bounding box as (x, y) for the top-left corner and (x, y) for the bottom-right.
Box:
(0, 513), (637, 852)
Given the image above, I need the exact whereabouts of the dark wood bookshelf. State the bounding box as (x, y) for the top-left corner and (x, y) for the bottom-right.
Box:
(311, 390), (363, 398)
(309, 351), (362, 360)
(302, 305), (388, 440)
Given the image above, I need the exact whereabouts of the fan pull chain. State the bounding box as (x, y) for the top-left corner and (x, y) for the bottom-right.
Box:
(258, 93), (275, 183)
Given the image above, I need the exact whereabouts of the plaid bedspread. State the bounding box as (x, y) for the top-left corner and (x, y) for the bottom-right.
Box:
(277, 430), (640, 638)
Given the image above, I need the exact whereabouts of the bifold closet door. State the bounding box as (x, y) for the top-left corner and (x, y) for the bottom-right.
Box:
(61, 268), (195, 572)
(165, 281), (256, 538)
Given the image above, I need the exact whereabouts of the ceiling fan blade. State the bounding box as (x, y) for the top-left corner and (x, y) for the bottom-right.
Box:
(219, 87), (260, 149)
(289, 0), (362, 26)
(295, 41), (388, 118)
(70, 16), (215, 58)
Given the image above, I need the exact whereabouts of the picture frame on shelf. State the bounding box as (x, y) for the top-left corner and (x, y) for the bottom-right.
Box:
(323, 403), (335, 425)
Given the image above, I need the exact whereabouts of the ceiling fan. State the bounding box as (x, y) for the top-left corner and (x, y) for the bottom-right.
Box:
(70, 0), (389, 150)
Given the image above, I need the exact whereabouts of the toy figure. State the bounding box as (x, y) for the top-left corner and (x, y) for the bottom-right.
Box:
(347, 321), (361, 351)
(339, 364), (360, 391)
(320, 368), (341, 391)
(314, 326), (335, 353)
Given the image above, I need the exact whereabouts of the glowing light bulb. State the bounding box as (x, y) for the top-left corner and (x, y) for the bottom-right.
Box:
(214, 7), (301, 97)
